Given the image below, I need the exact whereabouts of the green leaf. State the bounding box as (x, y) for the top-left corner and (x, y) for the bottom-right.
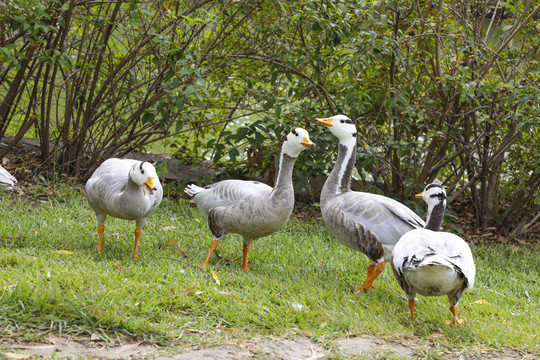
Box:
(274, 104), (282, 118)
(141, 112), (155, 123)
(386, 97), (396, 111)
(163, 70), (175, 83)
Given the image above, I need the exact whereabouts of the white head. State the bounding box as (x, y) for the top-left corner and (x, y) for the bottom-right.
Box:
(282, 128), (315, 157)
(416, 183), (446, 210)
(130, 162), (160, 194)
(316, 115), (357, 145)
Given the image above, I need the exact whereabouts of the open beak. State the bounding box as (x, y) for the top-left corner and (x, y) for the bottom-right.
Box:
(317, 117), (333, 127)
(144, 177), (157, 194)
(415, 192), (423, 198)
(301, 137), (315, 148)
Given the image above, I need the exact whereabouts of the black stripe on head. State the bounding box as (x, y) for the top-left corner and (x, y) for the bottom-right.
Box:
(292, 129), (298, 136)
(425, 183), (443, 191)
(429, 192), (447, 200)
(352, 132), (357, 137)
(140, 161), (145, 174)
(340, 118), (354, 124)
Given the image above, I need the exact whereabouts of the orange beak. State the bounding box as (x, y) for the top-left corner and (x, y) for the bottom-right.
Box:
(316, 117), (333, 127)
(301, 137), (314, 147)
(144, 177), (157, 194)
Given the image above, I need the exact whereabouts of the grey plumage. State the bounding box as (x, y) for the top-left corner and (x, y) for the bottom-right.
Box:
(0, 165), (17, 191)
(391, 184), (476, 324)
(317, 115), (425, 291)
(86, 158), (163, 259)
(185, 128), (314, 271)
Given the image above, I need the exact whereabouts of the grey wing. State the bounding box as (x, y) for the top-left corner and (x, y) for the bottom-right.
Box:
(393, 230), (476, 289)
(340, 192), (425, 249)
(437, 233), (476, 289)
(85, 159), (130, 212)
(323, 202), (385, 262)
(391, 230), (434, 274)
(192, 179), (272, 216)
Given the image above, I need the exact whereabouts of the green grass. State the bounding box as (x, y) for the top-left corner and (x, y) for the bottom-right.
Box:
(0, 182), (539, 355)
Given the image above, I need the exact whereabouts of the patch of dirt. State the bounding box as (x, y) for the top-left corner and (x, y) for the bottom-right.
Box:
(335, 336), (414, 358)
(1, 335), (537, 360)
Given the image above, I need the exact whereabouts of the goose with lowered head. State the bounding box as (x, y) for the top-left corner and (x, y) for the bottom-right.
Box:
(317, 115), (425, 291)
(86, 159), (163, 260)
(185, 128), (314, 271)
(391, 184), (476, 325)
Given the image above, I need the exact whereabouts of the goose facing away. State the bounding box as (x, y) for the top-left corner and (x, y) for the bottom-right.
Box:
(391, 184), (476, 325)
(317, 115), (425, 291)
(185, 128), (314, 271)
(86, 158), (163, 260)
(0, 165), (17, 191)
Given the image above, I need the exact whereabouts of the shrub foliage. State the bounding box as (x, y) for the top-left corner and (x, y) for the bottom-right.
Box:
(0, 0), (538, 236)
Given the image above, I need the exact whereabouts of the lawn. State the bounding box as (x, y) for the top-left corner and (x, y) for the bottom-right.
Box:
(0, 181), (538, 357)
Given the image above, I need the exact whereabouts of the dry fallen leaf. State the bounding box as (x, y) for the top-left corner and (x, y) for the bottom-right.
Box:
(90, 332), (100, 341)
(216, 324), (246, 334)
(474, 299), (490, 304)
(159, 239), (177, 249)
(210, 269), (221, 286)
(4, 353), (33, 359)
(181, 287), (194, 294)
(161, 226), (177, 232)
(115, 342), (142, 355)
(173, 247), (188, 257)
(186, 328), (208, 334)
(426, 333), (444, 339)
(112, 265), (124, 273)
(54, 250), (75, 255)
(218, 292), (239, 300)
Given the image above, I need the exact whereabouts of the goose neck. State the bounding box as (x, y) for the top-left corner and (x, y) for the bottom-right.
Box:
(271, 152), (296, 200)
(424, 201), (446, 231)
(322, 140), (356, 199)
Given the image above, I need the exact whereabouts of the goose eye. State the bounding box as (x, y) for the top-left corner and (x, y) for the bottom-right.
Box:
(141, 170), (145, 174)
(340, 120), (344, 123)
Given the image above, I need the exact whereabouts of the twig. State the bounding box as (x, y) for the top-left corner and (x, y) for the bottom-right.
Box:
(143, 256), (204, 271)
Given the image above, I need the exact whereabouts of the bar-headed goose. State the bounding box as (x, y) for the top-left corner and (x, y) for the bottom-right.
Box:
(317, 115), (425, 291)
(185, 128), (314, 271)
(86, 159), (163, 260)
(391, 184), (476, 324)
(0, 165), (17, 191)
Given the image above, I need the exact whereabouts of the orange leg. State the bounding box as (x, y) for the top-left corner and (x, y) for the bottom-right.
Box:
(133, 228), (142, 261)
(408, 298), (416, 321)
(201, 240), (219, 270)
(97, 224), (105, 252)
(355, 261), (386, 292)
(448, 306), (464, 325)
(241, 243), (251, 272)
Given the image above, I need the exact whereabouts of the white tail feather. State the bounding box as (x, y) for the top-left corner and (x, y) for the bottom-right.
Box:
(184, 184), (205, 198)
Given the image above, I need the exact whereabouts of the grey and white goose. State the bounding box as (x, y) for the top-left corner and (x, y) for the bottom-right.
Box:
(86, 159), (163, 260)
(317, 115), (425, 291)
(185, 128), (314, 271)
(0, 165), (17, 191)
(391, 184), (476, 324)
